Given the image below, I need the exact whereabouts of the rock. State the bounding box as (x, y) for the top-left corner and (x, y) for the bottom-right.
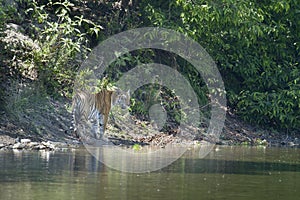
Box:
(287, 142), (296, 146)
(6, 23), (24, 32)
(37, 144), (46, 150)
(260, 139), (268, 145)
(28, 142), (39, 149)
(12, 142), (26, 149)
(31, 144), (41, 150)
(0, 143), (4, 148)
(41, 141), (56, 150)
(21, 139), (31, 143)
(29, 142), (39, 146)
(0, 135), (16, 145)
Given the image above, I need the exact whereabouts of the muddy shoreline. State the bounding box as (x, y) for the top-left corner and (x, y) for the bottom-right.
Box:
(0, 98), (299, 151)
(0, 112), (299, 151)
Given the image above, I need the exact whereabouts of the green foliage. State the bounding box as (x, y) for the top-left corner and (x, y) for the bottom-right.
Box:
(104, 46), (210, 129)
(237, 88), (300, 129)
(24, 0), (103, 97)
(5, 80), (48, 119)
(0, 0), (21, 26)
(132, 143), (142, 151)
(74, 69), (115, 94)
(0, 2), (39, 80)
(1, 0), (299, 132)
(0, 0), (103, 98)
(139, 0), (300, 131)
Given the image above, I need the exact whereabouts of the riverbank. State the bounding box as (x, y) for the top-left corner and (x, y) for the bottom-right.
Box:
(0, 135), (79, 151)
(0, 102), (300, 151)
(0, 97), (299, 151)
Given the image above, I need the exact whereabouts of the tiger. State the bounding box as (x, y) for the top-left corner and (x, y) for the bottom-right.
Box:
(72, 88), (130, 139)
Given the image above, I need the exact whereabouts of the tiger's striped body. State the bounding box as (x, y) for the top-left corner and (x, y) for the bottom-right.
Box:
(72, 88), (130, 139)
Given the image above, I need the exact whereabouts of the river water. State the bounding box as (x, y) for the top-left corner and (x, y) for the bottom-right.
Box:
(0, 146), (299, 200)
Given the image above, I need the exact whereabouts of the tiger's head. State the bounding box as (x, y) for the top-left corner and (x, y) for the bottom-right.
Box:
(112, 88), (130, 109)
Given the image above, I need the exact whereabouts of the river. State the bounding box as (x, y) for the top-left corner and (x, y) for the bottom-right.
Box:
(0, 146), (299, 200)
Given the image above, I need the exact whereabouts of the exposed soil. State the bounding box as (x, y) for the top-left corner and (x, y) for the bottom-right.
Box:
(220, 111), (299, 146)
(0, 97), (80, 150)
(0, 98), (299, 150)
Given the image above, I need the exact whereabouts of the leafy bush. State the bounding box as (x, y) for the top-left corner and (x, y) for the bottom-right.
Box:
(1, 0), (298, 132)
(139, 0), (300, 131)
(23, 0), (104, 97)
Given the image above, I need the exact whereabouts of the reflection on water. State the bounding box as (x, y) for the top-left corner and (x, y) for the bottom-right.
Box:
(0, 146), (299, 200)
(84, 141), (214, 173)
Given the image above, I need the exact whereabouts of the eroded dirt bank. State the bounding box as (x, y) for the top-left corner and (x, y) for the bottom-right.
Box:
(0, 98), (299, 151)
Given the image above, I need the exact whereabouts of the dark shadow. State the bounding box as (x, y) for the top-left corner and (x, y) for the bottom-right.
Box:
(163, 158), (300, 175)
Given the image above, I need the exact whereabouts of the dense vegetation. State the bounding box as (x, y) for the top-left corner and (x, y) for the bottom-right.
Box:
(0, 0), (299, 132)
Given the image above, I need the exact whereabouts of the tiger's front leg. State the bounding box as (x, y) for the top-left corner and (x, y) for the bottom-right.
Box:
(97, 112), (105, 139)
(89, 110), (100, 139)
